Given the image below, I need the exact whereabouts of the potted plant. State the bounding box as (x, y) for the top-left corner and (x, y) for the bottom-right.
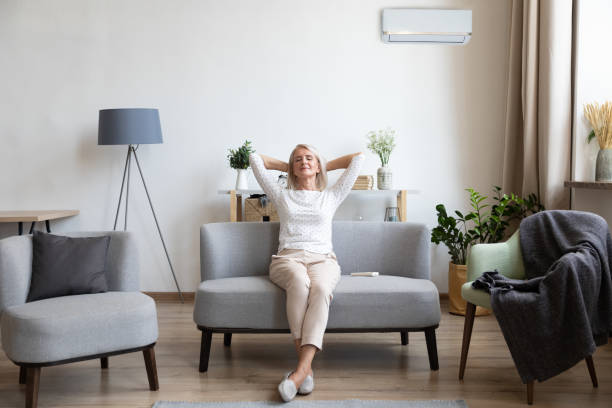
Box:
(584, 102), (612, 181)
(227, 140), (255, 190)
(366, 128), (396, 189)
(431, 186), (544, 315)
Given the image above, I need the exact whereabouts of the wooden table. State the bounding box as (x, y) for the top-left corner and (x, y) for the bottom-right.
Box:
(0, 210), (80, 235)
(218, 189), (419, 222)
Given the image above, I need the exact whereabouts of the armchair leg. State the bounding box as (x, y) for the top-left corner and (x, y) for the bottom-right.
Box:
(424, 327), (439, 370)
(585, 355), (598, 387)
(26, 367), (41, 408)
(199, 329), (213, 372)
(143, 346), (159, 391)
(19, 366), (26, 385)
(224, 333), (232, 347)
(526, 381), (534, 405)
(401, 330), (408, 345)
(459, 302), (477, 380)
(101, 357), (108, 369)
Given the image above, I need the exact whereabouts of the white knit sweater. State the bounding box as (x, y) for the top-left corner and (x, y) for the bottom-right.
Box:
(249, 153), (364, 254)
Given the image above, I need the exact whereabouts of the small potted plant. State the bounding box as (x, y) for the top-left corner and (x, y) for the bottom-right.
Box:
(227, 140), (254, 190)
(431, 186), (544, 315)
(366, 128), (396, 189)
(584, 102), (612, 181)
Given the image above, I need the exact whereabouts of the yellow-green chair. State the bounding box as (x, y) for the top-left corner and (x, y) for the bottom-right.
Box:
(458, 230), (598, 405)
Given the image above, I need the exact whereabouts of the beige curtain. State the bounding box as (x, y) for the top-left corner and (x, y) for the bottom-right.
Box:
(502, 0), (573, 209)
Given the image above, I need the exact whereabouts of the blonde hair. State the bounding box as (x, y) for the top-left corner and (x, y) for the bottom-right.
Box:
(287, 144), (328, 191)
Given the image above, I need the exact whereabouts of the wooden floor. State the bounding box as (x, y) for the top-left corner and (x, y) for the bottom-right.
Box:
(1, 299), (610, 408)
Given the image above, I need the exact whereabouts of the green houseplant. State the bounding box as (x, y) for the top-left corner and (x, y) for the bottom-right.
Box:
(366, 128), (396, 190)
(227, 140), (255, 190)
(431, 186), (544, 315)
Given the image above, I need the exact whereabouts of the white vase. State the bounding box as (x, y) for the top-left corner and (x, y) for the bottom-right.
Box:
(377, 166), (392, 190)
(235, 169), (249, 190)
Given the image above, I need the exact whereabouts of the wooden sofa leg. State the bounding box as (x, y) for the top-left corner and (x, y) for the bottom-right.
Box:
(585, 355), (598, 387)
(101, 357), (109, 369)
(224, 333), (232, 347)
(199, 329), (213, 372)
(459, 302), (476, 380)
(143, 346), (159, 391)
(400, 330), (408, 345)
(26, 367), (41, 408)
(19, 366), (26, 385)
(424, 327), (439, 371)
(526, 381), (534, 405)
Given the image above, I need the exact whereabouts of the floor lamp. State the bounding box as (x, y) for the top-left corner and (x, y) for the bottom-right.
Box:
(98, 108), (184, 302)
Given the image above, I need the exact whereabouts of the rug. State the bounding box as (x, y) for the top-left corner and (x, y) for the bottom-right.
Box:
(152, 400), (468, 408)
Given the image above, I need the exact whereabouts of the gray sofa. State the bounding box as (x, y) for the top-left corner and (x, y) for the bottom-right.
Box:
(194, 221), (441, 372)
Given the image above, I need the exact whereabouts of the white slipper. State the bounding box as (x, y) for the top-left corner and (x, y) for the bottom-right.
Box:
(297, 373), (314, 395)
(278, 372), (297, 402)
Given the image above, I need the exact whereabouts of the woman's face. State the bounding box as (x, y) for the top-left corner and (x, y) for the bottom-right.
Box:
(292, 147), (320, 180)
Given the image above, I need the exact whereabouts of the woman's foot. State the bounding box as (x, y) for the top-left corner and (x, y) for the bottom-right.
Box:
(288, 367), (312, 390)
(298, 371), (314, 395)
(278, 372), (297, 402)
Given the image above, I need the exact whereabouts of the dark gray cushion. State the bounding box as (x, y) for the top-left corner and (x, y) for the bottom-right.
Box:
(27, 231), (110, 302)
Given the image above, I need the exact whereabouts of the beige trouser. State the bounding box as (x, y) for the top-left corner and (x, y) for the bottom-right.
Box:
(269, 248), (341, 350)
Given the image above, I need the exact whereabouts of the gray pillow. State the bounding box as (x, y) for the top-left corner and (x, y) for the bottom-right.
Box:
(27, 231), (111, 302)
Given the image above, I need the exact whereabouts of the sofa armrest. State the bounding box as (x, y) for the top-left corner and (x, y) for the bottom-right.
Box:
(0, 235), (33, 314)
(466, 229), (525, 282)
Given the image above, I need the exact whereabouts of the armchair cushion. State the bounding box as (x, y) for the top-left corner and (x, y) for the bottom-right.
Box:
(27, 231), (111, 302)
(461, 282), (492, 310)
(1, 292), (158, 363)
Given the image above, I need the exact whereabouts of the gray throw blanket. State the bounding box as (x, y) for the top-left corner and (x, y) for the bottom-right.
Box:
(473, 210), (612, 383)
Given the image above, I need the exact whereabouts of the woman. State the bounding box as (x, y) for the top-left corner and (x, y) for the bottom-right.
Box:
(249, 145), (364, 402)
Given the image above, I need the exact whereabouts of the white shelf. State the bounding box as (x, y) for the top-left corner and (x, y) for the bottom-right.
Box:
(217, 189), (420, 195)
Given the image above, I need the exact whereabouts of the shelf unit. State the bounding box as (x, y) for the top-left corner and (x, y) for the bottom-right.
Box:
(218, 189), (420, 222)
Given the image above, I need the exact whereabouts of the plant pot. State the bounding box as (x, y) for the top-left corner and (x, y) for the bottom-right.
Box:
(377, 166), (392, 190)
(235, 169), (249, 190)
(448, 262), (490, 316)
(595, 148), (612, 181)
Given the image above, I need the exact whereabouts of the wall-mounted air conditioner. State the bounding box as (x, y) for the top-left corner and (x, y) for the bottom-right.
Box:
(382, 9), (472, 45)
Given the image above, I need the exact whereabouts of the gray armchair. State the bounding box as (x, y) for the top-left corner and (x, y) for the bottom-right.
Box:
(0, 231), (159, 408)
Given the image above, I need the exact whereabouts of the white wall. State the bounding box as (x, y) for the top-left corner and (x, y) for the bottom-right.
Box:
(0, 0), (512, 292)
(571, 0), (612, 216)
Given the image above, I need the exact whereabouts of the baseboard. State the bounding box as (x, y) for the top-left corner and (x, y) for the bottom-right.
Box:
(144, 292), (449, 302)
(144, 292), (195, 302)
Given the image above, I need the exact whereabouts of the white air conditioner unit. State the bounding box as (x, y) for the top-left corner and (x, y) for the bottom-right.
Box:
(382, 9), (472, 45)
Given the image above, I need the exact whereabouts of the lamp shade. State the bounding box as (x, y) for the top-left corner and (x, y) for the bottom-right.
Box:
(98, 108), (163, 145)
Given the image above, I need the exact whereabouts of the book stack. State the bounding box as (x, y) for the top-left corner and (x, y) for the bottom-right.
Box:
(352, 175), (374, 190)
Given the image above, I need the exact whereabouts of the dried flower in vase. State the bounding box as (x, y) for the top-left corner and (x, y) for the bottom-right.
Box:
(584, 102), (612, 149)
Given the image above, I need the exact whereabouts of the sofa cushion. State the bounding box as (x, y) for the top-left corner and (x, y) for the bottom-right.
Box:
(194, 275), (440, 330)
(0, 292), (158, 363)
(329, 275), (441, 328)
